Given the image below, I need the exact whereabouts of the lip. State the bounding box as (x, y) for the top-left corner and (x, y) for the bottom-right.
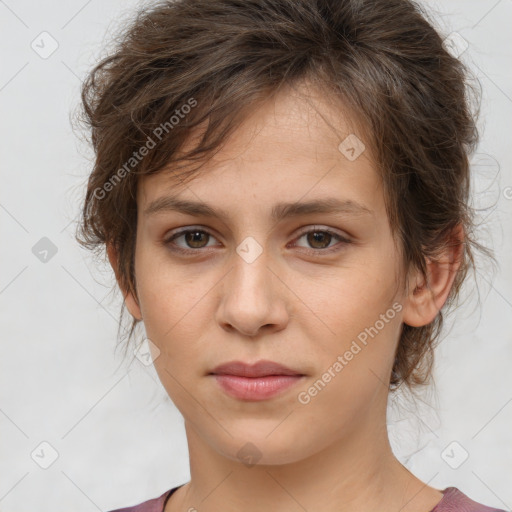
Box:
(210, 360), (303, 377)
(209, 360), (305, 401)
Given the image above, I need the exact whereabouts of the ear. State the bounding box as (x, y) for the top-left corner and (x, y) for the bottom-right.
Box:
(402, 224), (464, 327)
(106, 243), (143, 321)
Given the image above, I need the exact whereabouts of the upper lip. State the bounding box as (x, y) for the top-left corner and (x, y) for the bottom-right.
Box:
(209, 360), (304, 377)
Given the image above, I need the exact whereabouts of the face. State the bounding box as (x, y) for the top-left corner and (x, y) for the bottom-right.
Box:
(121, 82), (411, 465)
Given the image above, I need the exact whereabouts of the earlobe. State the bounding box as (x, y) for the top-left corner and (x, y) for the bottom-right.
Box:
(106, 243), (143, 321)
(402, 225), (464, 328)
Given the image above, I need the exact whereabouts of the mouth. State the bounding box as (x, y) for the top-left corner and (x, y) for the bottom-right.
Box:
(208, 360), (306, 401)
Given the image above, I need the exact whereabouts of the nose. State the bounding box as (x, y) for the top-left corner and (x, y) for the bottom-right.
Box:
(216, 245), (290, 337)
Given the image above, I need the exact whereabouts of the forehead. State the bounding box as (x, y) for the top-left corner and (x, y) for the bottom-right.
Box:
(138, 80), (379, 208)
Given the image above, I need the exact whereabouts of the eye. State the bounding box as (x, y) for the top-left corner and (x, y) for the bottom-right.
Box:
(291, 227), (351, 254)
(163, 228), (219, 254)
(163, 225), (351, 256)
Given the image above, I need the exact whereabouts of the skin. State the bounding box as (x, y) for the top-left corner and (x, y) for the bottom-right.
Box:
(108, 80), (462, 512)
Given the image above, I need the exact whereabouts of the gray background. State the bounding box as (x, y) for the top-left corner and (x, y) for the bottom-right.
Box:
(0, 0), (511, 511)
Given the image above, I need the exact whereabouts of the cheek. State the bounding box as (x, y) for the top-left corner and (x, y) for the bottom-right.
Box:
(291, 248), (401, 378)
(134, 251), (216, 363)
(136, 242), (208, 315)
(295, 245), (399, 328)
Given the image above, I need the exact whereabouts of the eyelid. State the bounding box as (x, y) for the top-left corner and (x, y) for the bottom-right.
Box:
(293, 225), (350, 241)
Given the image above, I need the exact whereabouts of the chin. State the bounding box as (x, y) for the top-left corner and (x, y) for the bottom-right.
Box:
(212, 426), (320, 467)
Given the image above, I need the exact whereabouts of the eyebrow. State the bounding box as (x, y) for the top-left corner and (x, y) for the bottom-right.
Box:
(143, 195), (373, 222)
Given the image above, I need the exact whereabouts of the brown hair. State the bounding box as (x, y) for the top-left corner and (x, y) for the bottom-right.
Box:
(75, 0), (494, 392)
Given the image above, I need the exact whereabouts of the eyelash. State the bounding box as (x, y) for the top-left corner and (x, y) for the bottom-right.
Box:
(162, 226), (351, 256)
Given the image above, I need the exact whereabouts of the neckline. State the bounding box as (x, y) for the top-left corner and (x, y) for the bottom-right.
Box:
(429, 487), (457, 511)
(162, 484), (184, 509)
(163, 485), (457, 511)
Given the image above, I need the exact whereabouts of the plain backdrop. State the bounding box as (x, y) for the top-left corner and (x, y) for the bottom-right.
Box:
(0, 0), (511, 511)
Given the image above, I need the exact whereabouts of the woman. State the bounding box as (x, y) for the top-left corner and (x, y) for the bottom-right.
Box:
(76, 0), (506, 510)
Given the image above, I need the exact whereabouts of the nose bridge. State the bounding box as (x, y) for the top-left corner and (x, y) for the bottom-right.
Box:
(231, 237), (273, 309)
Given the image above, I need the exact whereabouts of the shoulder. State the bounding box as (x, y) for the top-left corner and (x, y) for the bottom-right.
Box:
(107, 486), (179, 512)
(433, 487), (509, 512)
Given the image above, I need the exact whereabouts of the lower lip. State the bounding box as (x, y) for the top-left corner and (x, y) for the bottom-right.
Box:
(211, 374), (304, 401)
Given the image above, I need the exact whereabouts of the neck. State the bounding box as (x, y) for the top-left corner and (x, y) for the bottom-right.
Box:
(166, 412), (443, 512)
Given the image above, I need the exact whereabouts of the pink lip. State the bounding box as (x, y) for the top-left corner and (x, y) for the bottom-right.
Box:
(209, 360), (305, 401)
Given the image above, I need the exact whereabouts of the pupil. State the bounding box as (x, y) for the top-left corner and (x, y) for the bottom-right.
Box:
(186, 231), (207, 248)
(308, 231), (330, 249)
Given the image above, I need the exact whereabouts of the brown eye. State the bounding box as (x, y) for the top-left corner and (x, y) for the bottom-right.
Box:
(293, 227), (351, 255)
(164, 228), (219, 254)
(306, 231), (333, 249)
(184, 230), (209, 248)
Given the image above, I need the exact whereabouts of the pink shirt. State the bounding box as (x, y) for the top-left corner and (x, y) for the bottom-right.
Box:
(108, 485), (508, 511)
